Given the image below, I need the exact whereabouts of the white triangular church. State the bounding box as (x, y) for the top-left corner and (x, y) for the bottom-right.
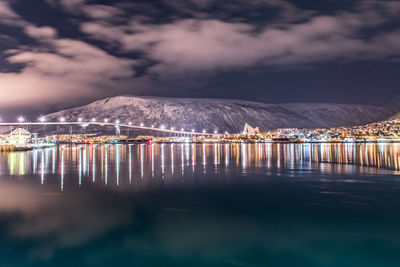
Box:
(242, 123), (260, 135)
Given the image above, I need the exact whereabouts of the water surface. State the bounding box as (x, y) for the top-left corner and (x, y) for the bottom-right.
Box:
(0, 143), (400, 267)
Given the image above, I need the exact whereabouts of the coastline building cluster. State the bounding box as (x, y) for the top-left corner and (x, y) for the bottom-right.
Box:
(261, 119), (400, 143)
(0, 119), (399, 146)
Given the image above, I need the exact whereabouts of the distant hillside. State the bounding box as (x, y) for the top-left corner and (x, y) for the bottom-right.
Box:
(280, 103), (395, 128)
(44, 96), (397, 132)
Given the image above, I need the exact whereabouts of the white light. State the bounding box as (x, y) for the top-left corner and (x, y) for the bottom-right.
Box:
(171, 127), (175, 131)
(116, 119), (120, 124)
(78, 117), (83, 122)
(151, 125), (154, 128)
(160, 125), (165, 130)
(128, 122), (132, 125)
(39, 116), (46, 122)
(202, 129), (206, 133)
(214, 130), (218, 134)
(181, 128), (184, 131)
(104, 118), (109, 123)
(225, 131), (229, 135)
(140, 123), (144, 127)
(18, 116), (24, 123)
(91, 118), (96, 122)
(191, 129), (195, 132)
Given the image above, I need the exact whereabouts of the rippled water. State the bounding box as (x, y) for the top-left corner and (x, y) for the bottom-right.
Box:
(0, 143), (400, 266)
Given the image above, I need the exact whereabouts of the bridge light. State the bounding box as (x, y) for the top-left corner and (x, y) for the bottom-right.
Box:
(18, 116), (24, 123)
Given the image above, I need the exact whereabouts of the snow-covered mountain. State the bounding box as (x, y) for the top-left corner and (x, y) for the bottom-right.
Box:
(45, 96), (396, 132)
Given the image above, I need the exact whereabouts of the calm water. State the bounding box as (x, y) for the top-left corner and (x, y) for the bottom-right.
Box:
(1, 143), (400, 266)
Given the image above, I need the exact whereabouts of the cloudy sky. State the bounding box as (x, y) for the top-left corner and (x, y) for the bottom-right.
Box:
(0, 0), (399, 117)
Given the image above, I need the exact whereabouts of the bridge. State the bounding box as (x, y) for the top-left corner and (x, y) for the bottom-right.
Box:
(0, 120), (218, 136)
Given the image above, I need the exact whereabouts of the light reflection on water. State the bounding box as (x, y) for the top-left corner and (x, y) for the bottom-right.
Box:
(0, 143), (400, 266)
(0, 143), (399, 191)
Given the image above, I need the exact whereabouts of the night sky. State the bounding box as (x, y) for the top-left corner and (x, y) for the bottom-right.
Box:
(0, 0), (399, 118)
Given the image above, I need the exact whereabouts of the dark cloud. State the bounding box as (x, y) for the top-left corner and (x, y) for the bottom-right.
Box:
(0, 0), (399, 111)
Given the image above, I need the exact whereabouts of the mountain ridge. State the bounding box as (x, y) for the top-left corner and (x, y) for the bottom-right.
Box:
(45, 96), (397, 132)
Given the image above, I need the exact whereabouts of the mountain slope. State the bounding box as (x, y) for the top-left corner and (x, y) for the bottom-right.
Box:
(280, 103), (395, 128)
(45, 96), (396, 132)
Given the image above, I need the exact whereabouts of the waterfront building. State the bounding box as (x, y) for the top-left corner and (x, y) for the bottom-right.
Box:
(7, 128), (32, 145)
